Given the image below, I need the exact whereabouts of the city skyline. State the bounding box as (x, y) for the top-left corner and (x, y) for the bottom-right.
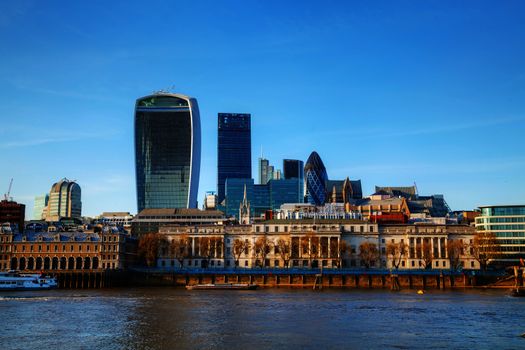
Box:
(1, 1), (525, 218)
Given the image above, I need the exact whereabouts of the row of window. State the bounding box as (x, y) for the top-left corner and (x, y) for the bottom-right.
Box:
(254, 225), (374, 233)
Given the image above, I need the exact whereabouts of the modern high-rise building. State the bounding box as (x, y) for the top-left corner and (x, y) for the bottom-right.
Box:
(283, 159), (304, 201)
(258, 158), (269, 185)
(475, 205), (525, 265)
(283, 159), (304, 180)
(224, 178), (302, 218)
(45, 178), (82, 221)
(135, 93), (201, 212)
(304, 151), (329, 205)
(217, 113), (251, 204)
(33, 194), (49, 220)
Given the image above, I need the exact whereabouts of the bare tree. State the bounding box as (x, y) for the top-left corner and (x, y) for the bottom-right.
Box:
(447, 239), (465, 270)
(198, 237), (216, 268)
(276, 238), (292, 268)
(471, 231), (499, 270)
(254, 236), (273, 268)
(421, 240), (433, 269)
(386, 241), (407, 269)
(170, 234), (191, 268)
(233, 238), (251, 268)
(358, 242), (379, 269)
(330, 239), (348, 268)
(300, 231), (320, 268)
(138, 233), (165, 267)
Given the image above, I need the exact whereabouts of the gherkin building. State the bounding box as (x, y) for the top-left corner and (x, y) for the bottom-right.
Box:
(304, 151), (328, 205)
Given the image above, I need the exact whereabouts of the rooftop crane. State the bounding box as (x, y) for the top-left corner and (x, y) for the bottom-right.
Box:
(4, 178), (13, 201)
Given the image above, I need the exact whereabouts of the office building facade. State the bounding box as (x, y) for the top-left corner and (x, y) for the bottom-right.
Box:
(475, 205), (525, 265)
(135, 93), (201, 211)
(217, 113), (251, 204)
(45, 178), (82, 221)
(258, 158), (269, 185)
(33, 194), (49, 220)
(0, 200), (25, 233)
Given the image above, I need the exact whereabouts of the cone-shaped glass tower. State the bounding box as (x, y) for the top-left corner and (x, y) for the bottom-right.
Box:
(304, 151), (328, 205)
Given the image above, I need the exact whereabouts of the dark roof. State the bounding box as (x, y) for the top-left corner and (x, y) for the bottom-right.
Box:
(136, 208), (224, 217)
(13, 232), (100, 242)
(375, 186), (417, 199)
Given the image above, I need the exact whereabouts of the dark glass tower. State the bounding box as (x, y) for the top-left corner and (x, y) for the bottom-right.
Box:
(283, 159), (304, 180)
(134, 93), (201, 212)
(304, 151), (328, 205)
(283, 159), (304, 203)
(217, 113), (251, 204)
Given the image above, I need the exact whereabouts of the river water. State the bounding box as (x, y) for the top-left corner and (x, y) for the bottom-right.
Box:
(0, 288), (524, 350)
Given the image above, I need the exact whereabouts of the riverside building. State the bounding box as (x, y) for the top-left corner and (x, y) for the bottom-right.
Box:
(135, 93), (201, 211)
(475, 204), (525, 265)
(154, 219), (479, 271)
(1, 225), (137, 272)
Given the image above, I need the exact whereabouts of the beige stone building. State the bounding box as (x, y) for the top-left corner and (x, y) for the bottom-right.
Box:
(156, 220), (479, 271)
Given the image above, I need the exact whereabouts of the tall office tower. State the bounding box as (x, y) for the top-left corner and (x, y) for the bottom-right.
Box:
(135, 93), (201, 212)
(45, 178), (82, 221)
(283, 159), (304, 202)
(304, 151), (329, 205)
(217, 113), (251, 204)
(267, 165), (275, 182)
(33, 194), (49, 220)
(283, 159), (304, 180)
(258, 158), (269, 185)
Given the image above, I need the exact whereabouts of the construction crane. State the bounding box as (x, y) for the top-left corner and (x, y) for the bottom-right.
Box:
(4, 178), (13, 201)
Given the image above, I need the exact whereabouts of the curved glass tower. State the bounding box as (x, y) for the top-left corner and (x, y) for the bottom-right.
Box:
(134, 93), (201, 212)
(304, 151), (328, 205)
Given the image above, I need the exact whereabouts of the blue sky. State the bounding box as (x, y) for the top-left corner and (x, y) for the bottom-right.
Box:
(1, 0), (524, 218)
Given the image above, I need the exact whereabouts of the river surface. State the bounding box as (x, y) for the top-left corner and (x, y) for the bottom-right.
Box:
(0, 288), (524, 350)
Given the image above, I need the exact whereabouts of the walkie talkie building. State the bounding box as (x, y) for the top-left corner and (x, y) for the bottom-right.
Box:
(134, 93), (201, 212)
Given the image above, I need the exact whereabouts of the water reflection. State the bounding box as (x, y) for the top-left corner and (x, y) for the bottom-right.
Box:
(0, 289), (524, 350)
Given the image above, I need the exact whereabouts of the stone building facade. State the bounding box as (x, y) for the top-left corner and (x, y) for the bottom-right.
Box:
(0, 228), (136, 272)
(154, 220), (478, 270)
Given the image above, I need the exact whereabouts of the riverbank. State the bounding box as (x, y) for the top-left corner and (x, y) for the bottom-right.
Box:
(45, 268), (514, 290)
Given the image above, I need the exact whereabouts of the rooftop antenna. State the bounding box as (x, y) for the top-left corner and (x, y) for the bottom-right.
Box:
(260, 145), (263, 159)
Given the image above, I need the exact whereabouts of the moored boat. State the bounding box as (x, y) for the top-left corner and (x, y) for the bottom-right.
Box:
(0, 271), (58, 291)
(186, 283), (258, 290)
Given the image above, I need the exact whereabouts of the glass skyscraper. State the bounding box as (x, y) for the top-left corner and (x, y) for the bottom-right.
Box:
(283, 159), (304, 180)
(134, 93), (201, 212)
(224, 178), (301, 218)
(475, 205), (525, 265)
(217, 113), (251, 204)
(283, 159), (304, 202)
(304, 151), (329, 205)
